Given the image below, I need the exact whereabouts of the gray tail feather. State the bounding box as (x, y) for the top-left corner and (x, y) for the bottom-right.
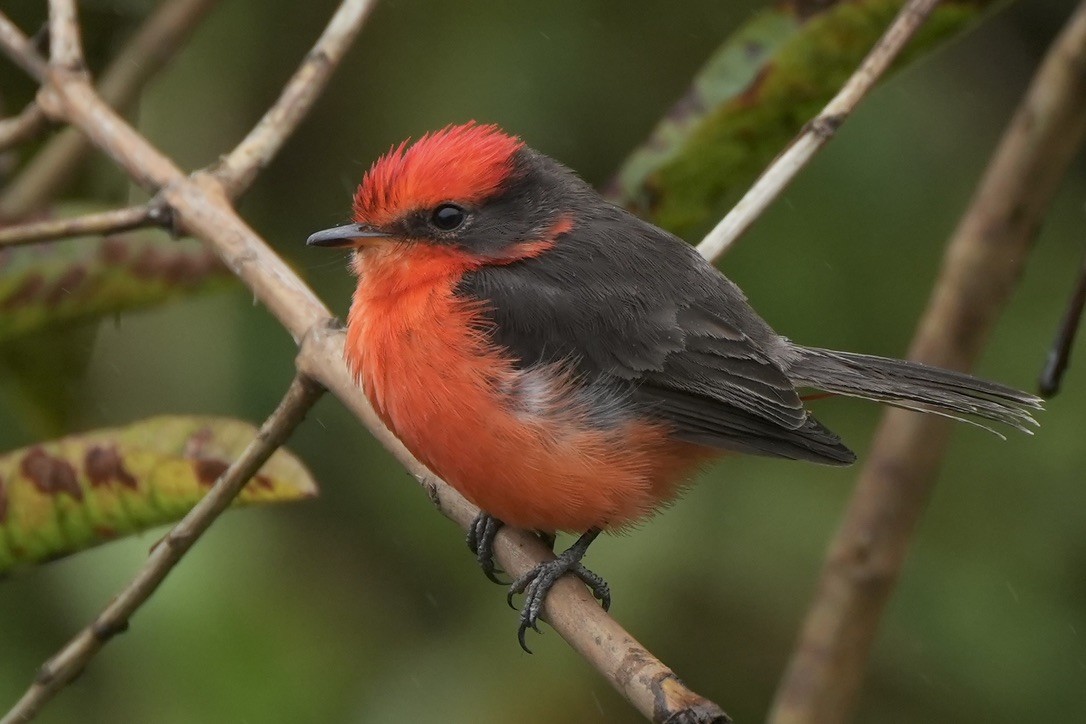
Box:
(787, 347), (1043, 436)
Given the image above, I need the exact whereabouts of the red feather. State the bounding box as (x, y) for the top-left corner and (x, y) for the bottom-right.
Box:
(353, 122), (524, 227)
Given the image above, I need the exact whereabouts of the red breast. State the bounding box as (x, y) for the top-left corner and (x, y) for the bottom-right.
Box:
(346, 228), (709, 532)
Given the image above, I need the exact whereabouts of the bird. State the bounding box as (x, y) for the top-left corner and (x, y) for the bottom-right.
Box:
(307, 122), (1041, 651)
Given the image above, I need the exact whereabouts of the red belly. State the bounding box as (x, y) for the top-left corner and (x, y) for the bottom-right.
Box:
(346, 245), (713, 532)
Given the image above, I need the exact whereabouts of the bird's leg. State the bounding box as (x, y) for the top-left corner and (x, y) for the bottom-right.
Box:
(507, 528), (610, 653)
(466, 511), (507, 584)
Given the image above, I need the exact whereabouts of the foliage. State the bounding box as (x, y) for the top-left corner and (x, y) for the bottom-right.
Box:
(0, 416), (316, 574)
(609, 0), (998, 238)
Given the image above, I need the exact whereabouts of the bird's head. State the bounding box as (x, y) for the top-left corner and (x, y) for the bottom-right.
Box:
(307, 122), (579, 264)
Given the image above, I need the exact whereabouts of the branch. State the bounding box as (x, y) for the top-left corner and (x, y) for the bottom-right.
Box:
(0, 7), (731, 720)
(1039, 250), (1086, 397)
(212, 0), (378, 198)
(696, 0), (941, 262)
(0, 13), (48, 80)
(0, 373), (324, 724)
(0, 203), (164, 248)
(0, 0), (220, 220)
(769, 4), (1086, 723)
(0, 103), (48, 153)
(93, 0), (219, 114)
(48, 0), (85, 73)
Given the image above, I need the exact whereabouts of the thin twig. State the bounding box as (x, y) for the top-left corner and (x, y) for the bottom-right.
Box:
(0, 104), (48, 153)
(0, 8), (730, 720)
(769, 4), (1086, 723)
(93, 0), (219, 114)
(696, 0), (941, 262)
(213, 0), (378, 197)
(1039, 251), (1086, 397)
(48, 0), (85, 73)
(0, 0), (220, 220)
(0, 14), (48, 80)
(0, 203), (163, 247)
(0, 373), (324, 724)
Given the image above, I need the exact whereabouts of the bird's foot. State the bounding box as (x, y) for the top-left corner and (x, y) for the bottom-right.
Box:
(466, 512), (507, 584)
(506, 529), (609, 653)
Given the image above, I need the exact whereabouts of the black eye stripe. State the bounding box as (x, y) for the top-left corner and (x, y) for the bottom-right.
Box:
(431, 203), (466, 231)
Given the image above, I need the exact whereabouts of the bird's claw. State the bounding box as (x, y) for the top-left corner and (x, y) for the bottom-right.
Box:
(466, 512), (508, 585)
(469, 521), (607, 652)
(506, 547), (611, 653)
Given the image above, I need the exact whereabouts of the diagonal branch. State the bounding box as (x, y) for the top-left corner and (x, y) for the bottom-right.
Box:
(0, 373), (324, 724)
(0, 13), (48, 80)
(696, 0), (942, 263)
(769, 4), (1086, 723)
(0, 0), (221, 220)
(91, 0), (219, 115)
(0, 7), (728, 722)
(1039, 252), (1086, 396)
(212, 0), (378, 198)
(0, 202), (165, 248)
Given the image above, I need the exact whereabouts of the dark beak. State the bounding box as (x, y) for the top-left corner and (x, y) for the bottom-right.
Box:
(306, 223), (390, 248)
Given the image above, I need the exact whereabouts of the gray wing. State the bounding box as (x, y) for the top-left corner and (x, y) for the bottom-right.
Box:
(458, 205), (856, 465)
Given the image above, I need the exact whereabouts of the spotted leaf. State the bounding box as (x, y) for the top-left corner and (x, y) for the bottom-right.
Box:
(0, 416), (318, 574)
(0, 202), (233, 343)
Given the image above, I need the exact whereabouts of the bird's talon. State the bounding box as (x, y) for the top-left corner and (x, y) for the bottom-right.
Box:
(517, 624), (534, 654)
(504, 529), (607, 651)
(466, 512), (507, 585)
(484, 569), (509, 586)
(571, 562), (611, 608)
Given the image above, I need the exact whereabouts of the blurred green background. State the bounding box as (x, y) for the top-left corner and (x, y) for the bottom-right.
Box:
(1, 0), (1084, 722)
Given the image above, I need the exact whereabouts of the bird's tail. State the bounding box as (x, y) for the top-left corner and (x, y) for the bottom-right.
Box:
(786, 346), (1043, 435)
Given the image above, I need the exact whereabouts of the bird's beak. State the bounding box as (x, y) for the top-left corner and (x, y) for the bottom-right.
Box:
(305, 223), (391, 248)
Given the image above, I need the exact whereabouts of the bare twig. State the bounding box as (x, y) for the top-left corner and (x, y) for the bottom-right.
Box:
(1039, 251), (1086, 397)
(93, 0), (219, 114)
(48, 0), (85, 73)
(0, 203), (163, 248)
(0, 7), (730, 720)
(0, 14), (48, 80)
(0, 104), (48, 153)
(213, 0), (378, 197)
(0, 373), (323, 724)
(0, 0), (220, 220)
(696, 0), (941, 262)
(769, 4), (1086, 723)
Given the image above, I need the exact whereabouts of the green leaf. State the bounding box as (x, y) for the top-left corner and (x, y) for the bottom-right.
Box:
(0, 203), (234, 343)
(606, 0), (1001, 238)
(0, 416), (318, 574)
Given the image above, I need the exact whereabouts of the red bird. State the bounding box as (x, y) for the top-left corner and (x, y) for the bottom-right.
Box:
(308, 122), (1040, 650)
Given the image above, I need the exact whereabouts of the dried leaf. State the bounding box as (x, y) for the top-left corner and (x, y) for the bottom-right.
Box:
(606, 0), (1000, 237)
(0, 416), (318, 574)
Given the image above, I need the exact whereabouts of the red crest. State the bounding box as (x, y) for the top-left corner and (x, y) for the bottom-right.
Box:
(353, 122), (524, 227)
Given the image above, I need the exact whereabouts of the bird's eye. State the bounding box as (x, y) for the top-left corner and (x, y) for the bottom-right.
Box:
(430, 203), (466, 231)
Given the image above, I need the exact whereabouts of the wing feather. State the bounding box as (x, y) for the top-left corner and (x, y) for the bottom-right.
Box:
(457, 198), (855, 465)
